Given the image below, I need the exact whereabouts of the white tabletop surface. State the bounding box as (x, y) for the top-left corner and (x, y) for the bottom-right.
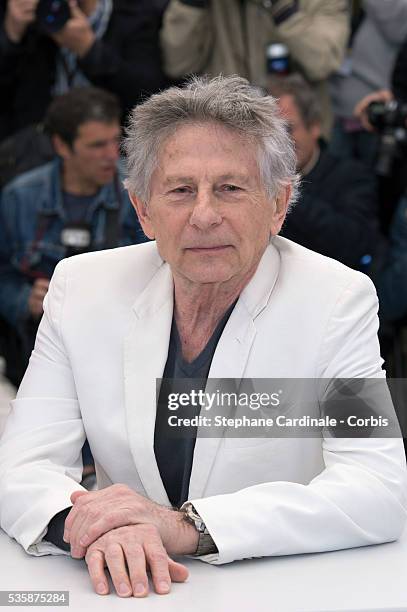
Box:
(1, 528), (407, 612)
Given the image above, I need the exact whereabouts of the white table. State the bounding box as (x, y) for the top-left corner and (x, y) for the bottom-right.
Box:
(0, 529), (407, 612)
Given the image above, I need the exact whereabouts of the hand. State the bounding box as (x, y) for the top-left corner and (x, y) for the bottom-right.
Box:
(4, 0), (39, 43)
(85, 524), (189, 597)
(354, 90), (394, 132)
(51, 0), (95, 57)
(28, 278), (49, 318)
(64, 484), (199, 559)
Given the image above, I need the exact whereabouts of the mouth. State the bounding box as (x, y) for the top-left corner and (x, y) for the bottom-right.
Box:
(186, 246), (232, 253)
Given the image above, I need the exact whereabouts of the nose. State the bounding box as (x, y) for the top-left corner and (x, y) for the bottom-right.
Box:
(189, 190), (222, 231)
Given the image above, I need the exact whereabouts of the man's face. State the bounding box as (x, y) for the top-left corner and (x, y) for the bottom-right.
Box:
(277, 95), (321, 173)
(58, 120), (120, 188)
(131, 123), (289, 286)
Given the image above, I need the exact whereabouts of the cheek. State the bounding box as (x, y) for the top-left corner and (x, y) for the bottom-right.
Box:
(76, 154), (97, 169)
(153, 223), (179, 255)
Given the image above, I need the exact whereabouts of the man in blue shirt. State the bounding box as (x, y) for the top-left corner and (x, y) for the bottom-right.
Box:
(0, 86), (147, 385)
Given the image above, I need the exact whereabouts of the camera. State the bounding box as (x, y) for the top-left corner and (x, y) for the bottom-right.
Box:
(36, 0), (71, 34)
(367, 99), (407, 177)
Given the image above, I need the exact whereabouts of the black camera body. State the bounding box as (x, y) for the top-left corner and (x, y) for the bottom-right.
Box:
(367, 99), (407, 177)
(36, 0), (71, 34)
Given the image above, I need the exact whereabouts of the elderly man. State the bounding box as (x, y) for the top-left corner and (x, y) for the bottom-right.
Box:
(0, 76), (406, 599)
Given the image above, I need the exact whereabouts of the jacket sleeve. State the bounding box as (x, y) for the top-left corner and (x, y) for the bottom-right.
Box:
(186, 274), (407, 564)
(0, 258), (87, 556)
(363, 0), (407, 45)
(276, 0), (349, 81)
(0, 188), (32, 327)
(376, 196), (407, 321)
(392, 35), (407, 102)
(160, 0), (212, 78)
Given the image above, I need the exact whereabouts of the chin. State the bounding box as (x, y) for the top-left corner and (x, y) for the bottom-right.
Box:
(182, 265), (235, 285)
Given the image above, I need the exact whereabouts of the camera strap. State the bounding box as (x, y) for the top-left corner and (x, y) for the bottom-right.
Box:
(19, 213), (54, 280)
(103, 173), (123, 249)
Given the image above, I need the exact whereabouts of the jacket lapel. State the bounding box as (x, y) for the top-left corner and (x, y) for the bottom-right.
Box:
(188, 242), (281, 499)
(124, 261), (173, 505)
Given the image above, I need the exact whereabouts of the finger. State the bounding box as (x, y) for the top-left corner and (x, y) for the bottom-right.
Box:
(30, 295), (44, 309)
(20, 0), (39, 8)
(68, 0), (84, 17)
(35, 278), (50, 290)
(32, 286), (47, 300)
(20, 7), (36, 19)
(105, 543), (132, 598)
(168, 558), (189, 583)
(122, 542), (149, 598)
(144, 538), (172, 595)
(85, 549), (110, 596)
(18, 0), (37, 11)
(75, 508), (134, 550)
(70, 490), (89, 504)
(31, 290), (47, 304)
(64, 490), (94, 536)
(66, 505), (97, 557)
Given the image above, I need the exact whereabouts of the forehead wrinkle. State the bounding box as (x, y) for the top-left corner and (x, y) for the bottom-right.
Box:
(154, 124), (262, 189)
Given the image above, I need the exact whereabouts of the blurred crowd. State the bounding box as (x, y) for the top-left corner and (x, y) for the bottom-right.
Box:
(1, 0), (407, 420)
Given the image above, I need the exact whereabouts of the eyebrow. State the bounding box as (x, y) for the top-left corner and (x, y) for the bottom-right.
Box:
(163, 176), (195, 186)
(163, 173), (252, 186)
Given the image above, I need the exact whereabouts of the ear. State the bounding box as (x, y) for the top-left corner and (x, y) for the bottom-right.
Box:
(128, 192), (156, 239)
(52, 135), (73, 160)
(310, 122), (321, 142)
(270, 184), (291, 236)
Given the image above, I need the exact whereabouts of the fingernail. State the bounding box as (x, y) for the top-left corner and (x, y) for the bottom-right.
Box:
(63, 531), (69, 542)
(96, 582), (107, 595)
(134, 583), (146, 596)
(159, 581), (170, 593)
(79, 535), (89, 546)
(71, 547), (83, 558)
(118, 583), (131, 596)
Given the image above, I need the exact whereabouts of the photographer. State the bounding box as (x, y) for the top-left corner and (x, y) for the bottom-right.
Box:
(355, 36), (407, 322)
(0, 87), (147, 386)
(0, 0), (167, 142)
(160, 0), (349, 137)
(330, 0), (407, 166)
(269, 74), (379, 270)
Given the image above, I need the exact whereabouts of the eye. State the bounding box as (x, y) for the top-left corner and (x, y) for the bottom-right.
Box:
(222, 184), (241, 192)
(170, 186), (192, 194)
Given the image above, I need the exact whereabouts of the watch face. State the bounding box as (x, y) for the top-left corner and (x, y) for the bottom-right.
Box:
(184, 505), (206, 532)
(196, 520), (206, 533)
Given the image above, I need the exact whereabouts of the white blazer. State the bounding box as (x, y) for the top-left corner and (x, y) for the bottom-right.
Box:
(0, 237), (406, 564)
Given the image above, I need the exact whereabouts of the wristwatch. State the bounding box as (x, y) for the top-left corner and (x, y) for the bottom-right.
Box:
(182, 502), (218, 556)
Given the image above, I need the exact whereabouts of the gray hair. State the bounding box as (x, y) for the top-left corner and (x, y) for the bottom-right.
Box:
(123, 75), (300, 208)
(267, 73), (322, 128)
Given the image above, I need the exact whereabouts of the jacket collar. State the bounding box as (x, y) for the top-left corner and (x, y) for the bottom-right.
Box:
(37, 157), (122, 216)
